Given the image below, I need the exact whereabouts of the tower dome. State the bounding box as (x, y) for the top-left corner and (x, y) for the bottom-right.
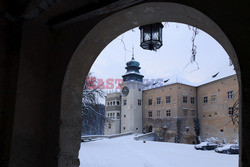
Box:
(122, 50), (144, 82)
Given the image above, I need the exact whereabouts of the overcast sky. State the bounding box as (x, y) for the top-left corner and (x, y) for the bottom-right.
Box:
(89, 22), (232, 103)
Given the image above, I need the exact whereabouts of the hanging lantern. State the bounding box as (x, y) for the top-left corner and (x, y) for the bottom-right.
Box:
(139, 22), (164, 51)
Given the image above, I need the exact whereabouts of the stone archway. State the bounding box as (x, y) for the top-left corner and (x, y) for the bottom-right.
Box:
(59, 2), (241, 166)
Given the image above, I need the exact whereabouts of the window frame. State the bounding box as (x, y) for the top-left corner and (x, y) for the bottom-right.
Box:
(148, 99), (152, 105)
(183, 109), (188, 117)
(166, 96), (171, 104)
(166, 109), (171, 117)
(203, 96), (208, 104)
(191, 109), (195, 117)
(229, 107), (234, 116)
(210, 94), (216, 102)
(138, 99), (142, 106)
(227, 90), (234, 100)
(123, 99), (127, 105)
(148, 111), (152, 118)
(156, 109), (161, 117)
(190, 97), (195, 104)
(156, 97), (161, 105)
(183, 96), (188, 103)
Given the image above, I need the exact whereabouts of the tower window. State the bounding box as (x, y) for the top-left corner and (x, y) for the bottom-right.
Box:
(123, 99), (127, 105)
(109, 124), (111, 129)
(117, 101), (120, 105)
(138, 99), (142, 105)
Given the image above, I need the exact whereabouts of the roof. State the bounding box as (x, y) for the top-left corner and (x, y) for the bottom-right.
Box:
(143, 74), (197, 90)
(197, 63), (236, 86)
(143, 63), (236, 90)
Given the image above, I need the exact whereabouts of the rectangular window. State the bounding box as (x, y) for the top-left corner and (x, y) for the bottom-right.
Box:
(191, 110), (195, 117)
(148, 99), (152, 105)
(183, 96), (187, 103)
(183, 109), (188, 117)
(211, 94), (216, 102)
(157, 110), (161, 117)
(138, 99), (142, 105)
(108, 124), (111, 129)
(117, 113), (120, 119)
(123, 99), (127, 105)
(190, 97), (195, 104)
(166, 109), (171, 117)
(166, 96), (171, 104)
(203, 96), (208, 104)
(227, 91), (234, 99)
(157, 97), (161, 105)
(229, 107), (234, 116)
(148, 111), (152, 118)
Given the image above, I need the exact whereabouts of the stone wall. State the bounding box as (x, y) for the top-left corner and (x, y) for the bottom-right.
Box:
(198, 75), (239, 143)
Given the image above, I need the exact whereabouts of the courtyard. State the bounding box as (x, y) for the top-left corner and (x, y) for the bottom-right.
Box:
(79, 134), (238, 167)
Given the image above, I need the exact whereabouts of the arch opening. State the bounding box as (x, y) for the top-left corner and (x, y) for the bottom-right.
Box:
(59, 2), (241, 167)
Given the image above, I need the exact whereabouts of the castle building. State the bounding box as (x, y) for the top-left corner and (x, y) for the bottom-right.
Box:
(104, 56), (238, 144)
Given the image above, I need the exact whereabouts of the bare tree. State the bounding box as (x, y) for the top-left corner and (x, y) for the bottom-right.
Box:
(184, 26), (200, 72)
(82, 73), (105, 135)
(226, 90), (239, 127)
(229, 99), (240, 127)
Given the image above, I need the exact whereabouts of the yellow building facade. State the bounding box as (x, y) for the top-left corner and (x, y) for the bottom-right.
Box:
(142, 74), (238, 144)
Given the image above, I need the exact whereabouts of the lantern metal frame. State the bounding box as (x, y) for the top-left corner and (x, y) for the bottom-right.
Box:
(139, 22), (164, 51)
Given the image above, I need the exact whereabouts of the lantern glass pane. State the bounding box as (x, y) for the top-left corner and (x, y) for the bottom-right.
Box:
(159, 28), (162, 41)
(152, 31), (159, 40)
(144, 26), (151, 41)
(144, 33), (151, 41)
(140, 28), (143, 42)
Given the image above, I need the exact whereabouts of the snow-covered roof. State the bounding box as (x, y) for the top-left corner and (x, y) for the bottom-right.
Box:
(143, 63), (236, 90)
(197, 63), (236, 86)
(143, 74), (197, 90)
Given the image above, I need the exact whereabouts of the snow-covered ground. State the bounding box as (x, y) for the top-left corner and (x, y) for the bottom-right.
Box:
(79, 134), (238, 167)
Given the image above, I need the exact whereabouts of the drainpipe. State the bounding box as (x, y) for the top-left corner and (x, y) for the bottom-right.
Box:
(194, 87), (200, 143)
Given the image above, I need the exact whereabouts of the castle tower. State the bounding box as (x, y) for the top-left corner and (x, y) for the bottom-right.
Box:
(121, 50), (145, 133)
